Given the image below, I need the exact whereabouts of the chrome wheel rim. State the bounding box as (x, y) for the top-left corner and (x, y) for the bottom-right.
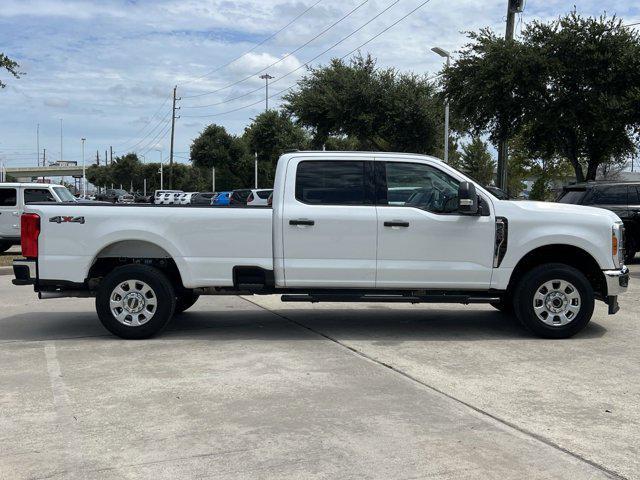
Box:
(533, 279), (581, 327)
(110, 280), (157, 326)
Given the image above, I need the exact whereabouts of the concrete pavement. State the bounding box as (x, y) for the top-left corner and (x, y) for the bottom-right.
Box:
(0, 270), (637, 479)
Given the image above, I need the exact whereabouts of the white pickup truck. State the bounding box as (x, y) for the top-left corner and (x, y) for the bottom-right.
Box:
(12, 152), (629, 339)
(0, 182), (76, 253)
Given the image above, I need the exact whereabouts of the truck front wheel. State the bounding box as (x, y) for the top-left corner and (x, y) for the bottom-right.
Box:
(513, 263), (594, 339)
(96, 265), (176, 339)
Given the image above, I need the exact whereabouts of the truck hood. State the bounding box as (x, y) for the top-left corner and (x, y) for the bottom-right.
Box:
(495, 200), (621, 224)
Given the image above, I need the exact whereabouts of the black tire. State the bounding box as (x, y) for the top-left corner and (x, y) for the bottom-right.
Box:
(513, 263), (594, 339)
(0, 242), (11, 254)
(624, 238), (637, 264)
(175, 291), (200, 314)
(96, 265), (176, 339)
(490, 298), (514, 315)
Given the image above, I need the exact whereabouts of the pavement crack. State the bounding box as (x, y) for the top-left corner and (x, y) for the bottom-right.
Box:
(240, 296), (627, 480)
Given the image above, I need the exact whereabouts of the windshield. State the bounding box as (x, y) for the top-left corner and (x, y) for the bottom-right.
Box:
(53, 186), (76, 202)
(557, 190), (586, 204)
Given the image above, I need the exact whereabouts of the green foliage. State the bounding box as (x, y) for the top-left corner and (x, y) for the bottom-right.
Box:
(242, 110), (309, 187)
(284, 54), (442, 154)
(458, 137), (495, 185)
(0, 53), (22, 88)
(442, 12), (640, 183)
(190, 124), (250, 190)
(528, 177), (550, 201)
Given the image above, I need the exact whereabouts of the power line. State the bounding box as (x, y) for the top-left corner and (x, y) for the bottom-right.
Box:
(179, 0), (324, 87)
(181, 0), (369, 99)
(113, 109), (173, 154)
(182, 0), (434, 119)
(182, 0), (400, 111)
(112, 94), (172, 149)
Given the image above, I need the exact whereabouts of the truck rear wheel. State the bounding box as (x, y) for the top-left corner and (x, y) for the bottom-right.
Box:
(175, 291), (200, 314)
(0, 242), (11, 254)
(96, 265), (176, 339)
(513, 263), (594, 339)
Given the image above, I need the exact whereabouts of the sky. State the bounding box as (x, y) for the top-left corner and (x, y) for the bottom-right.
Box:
(0, 0), (639, 170)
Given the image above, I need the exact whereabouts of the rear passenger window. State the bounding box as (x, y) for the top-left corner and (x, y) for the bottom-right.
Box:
(0, 188), (17, 206)
(589, 186), (627, 205)
(296, 161), (368, 205)
(24, 189), (56, 204)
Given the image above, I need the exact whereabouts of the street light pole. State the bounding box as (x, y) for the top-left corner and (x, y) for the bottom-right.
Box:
(259, 73), (274, 111)
(431, 47), (451, 164)
(81, 137), (86, 197)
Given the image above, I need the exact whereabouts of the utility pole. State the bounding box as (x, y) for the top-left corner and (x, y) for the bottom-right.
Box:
(105, 149), (108, 166)
(212, 167), (215, 192)
(96, 150), (99, 166)
(431, 47), (450, 163)
(42, 148), (46, 182)
(110, 146), (113, 165)
(36, 123), (40, 166)
(81, 137), (86, 197)
(259, 73), (274, 111)
(169, 85), (180, 190)
(59, 118), (63, 161)
(254, 152), (258, 188)
(496, 0), (525, 191)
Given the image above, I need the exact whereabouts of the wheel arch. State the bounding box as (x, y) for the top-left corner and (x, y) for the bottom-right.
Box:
(507, 244), (606, 298)
(87, 239), (185, 290)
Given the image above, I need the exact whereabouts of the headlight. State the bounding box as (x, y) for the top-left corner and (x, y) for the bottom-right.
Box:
(612, 222), (624, 268)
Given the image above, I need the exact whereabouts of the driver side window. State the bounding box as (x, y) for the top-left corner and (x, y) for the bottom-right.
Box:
(383, 162), (460, 214)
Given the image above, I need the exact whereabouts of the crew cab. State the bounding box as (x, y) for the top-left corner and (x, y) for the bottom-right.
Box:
(12, 152), (629, 339)
(0, 183), (75, 253)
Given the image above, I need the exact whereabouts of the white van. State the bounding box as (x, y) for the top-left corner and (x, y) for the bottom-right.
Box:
(0, 183), (75, 252)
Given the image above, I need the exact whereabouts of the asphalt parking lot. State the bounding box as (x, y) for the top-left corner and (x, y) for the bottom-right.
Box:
(0, 266), (638, 479)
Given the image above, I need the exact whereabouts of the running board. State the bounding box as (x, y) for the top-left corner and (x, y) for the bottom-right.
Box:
(280, 294), (500, 304)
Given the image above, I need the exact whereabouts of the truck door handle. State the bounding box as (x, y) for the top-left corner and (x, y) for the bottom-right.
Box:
(290, 219), (315, 226)
(384, 221), (409, 228)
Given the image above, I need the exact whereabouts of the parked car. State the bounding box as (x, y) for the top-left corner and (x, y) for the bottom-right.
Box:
(153, 190), (183, 205)
(0, 183), (75, 253)
(95, 189), (130, 204)
(557, 181), (640, 263)
(212, 191), (231, 206)
(117, 193), (135, 204)
(174, 192), (197, 205)
(229, 189), (253, 206)
(247, 189), (273, 206)
(191, 192), (217, 206)
(134, 192), (153, 203)
(12, 151), (629, 340)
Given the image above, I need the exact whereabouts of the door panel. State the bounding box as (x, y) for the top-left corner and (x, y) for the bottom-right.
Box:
(282, 159), (377, 287)
(375, 160), (494, 289)
(0, 187), (20, 239)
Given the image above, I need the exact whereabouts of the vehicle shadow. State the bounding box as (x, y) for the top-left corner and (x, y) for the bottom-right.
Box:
(0, 307), (608, 343)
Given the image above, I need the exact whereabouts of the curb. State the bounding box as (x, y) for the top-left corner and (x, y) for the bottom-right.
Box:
(0, 266), (13, 277)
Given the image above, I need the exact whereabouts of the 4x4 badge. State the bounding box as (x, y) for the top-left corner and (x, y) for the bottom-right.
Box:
(49, 216), (85, 224)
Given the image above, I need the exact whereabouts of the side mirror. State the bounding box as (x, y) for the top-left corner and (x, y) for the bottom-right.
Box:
(458, 182), (479, 215)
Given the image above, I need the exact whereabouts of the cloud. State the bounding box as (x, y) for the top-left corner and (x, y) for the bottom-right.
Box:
(43, 97), (70, 108)
(0, 0), (638, 166)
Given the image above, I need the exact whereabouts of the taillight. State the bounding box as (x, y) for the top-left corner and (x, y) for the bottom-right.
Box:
(21, 213), (41, 258)
(248, 193), (254, 202)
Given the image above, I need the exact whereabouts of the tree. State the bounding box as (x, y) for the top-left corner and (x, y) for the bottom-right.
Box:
(524, 13), (640, 181)
(458, 137), (495, 185)
(0, 53), (22, 88)
(442, 12), (640, 183)
(284, 54), (442, 154)
(243, 110), (309, 187)
(190, 124), (250, 190)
